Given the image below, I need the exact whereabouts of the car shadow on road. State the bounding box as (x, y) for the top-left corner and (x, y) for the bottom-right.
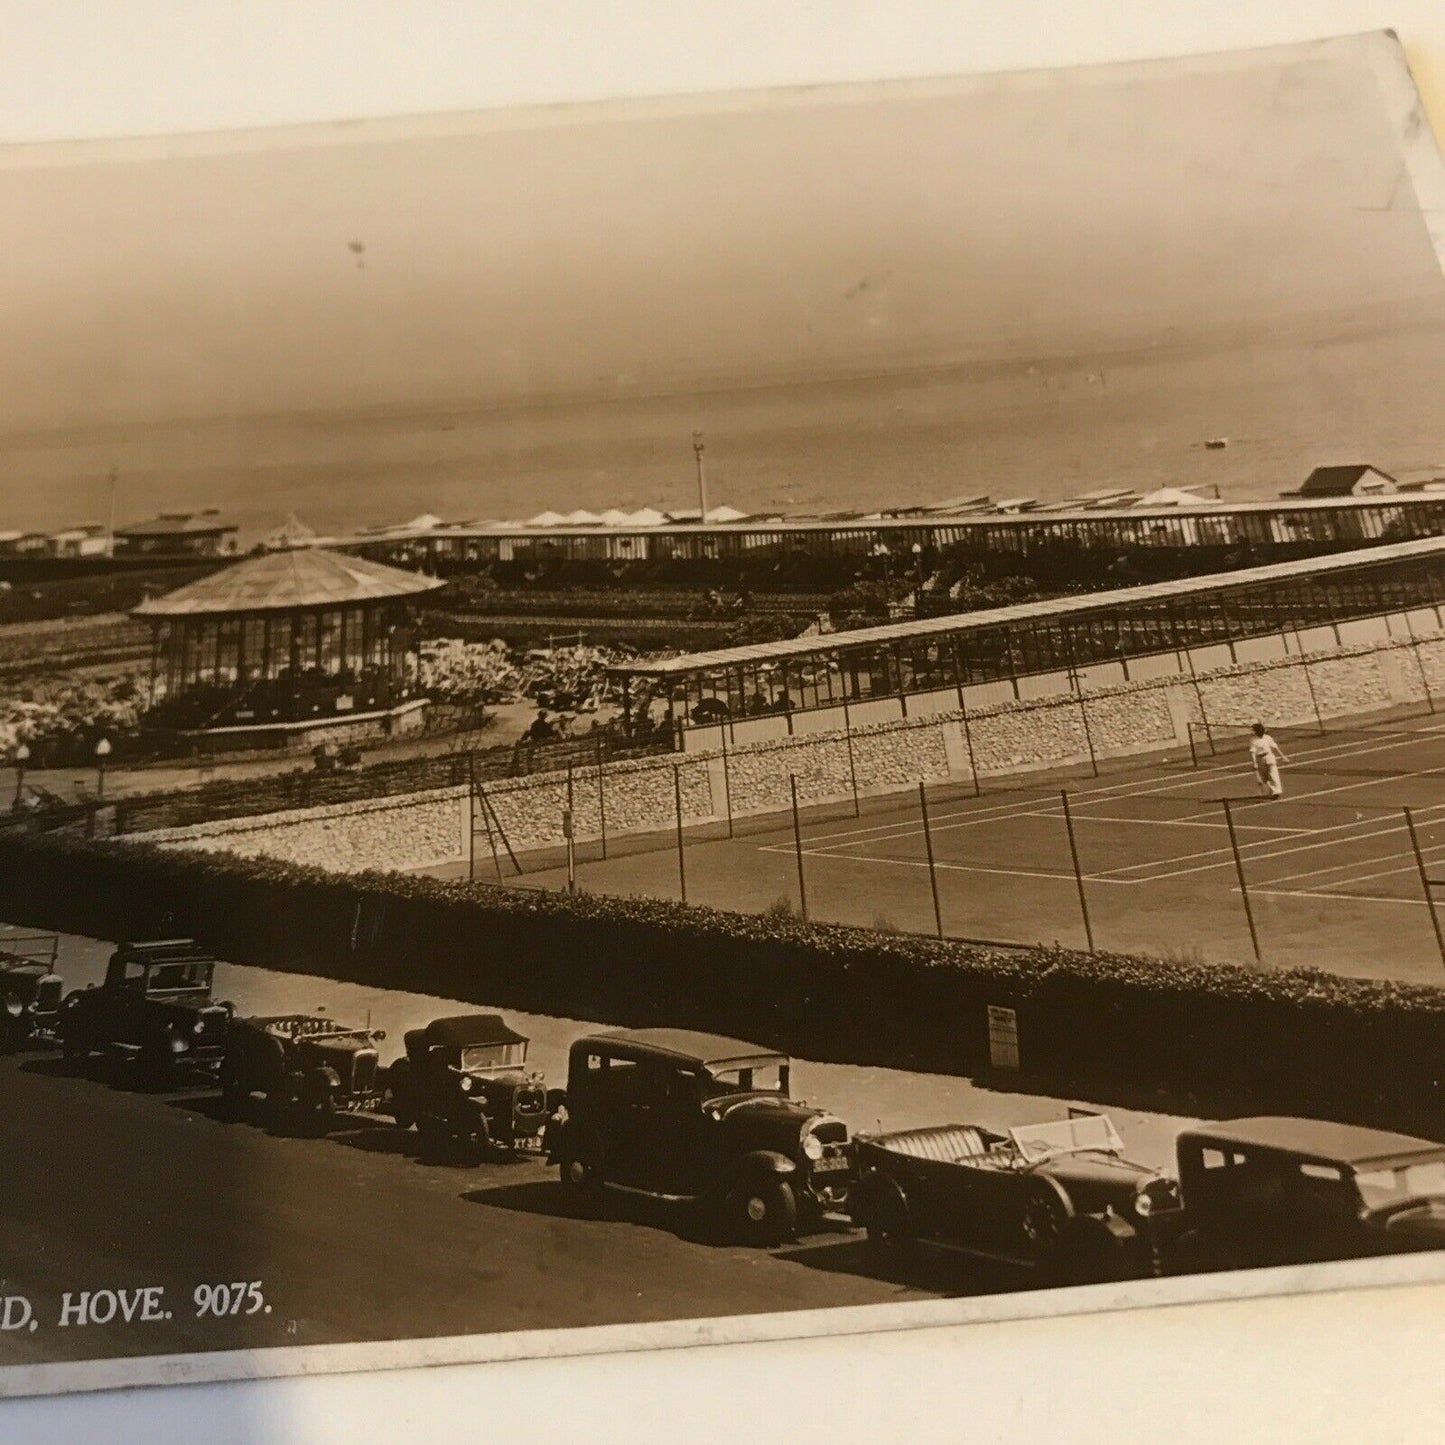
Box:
(771, 1238), (1003, 1297)
(18, 1053), (220, 1098)
(17, 1055), (78, 1079)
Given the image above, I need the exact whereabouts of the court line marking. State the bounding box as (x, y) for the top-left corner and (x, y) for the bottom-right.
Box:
(770, 796), (1445, 890)
(1260, 838), (1445, 891)
(1094, 809), (1445, 885)
(1084, 796), (1445, 881)
(788, 725), (1445, 848)
(791, 724), (1445, 856)
(1249, 887), (1432, 908)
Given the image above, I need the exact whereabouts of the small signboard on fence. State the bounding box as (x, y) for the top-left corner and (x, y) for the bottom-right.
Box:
(988, 1004), (1020, 1071)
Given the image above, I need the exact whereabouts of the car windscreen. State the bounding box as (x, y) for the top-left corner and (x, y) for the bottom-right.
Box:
(705, 1058), (788, 1095)
(460, 1042), (524, 1071)
(148, 962), (212, 991)
(1355, 1157), (1445, 1208)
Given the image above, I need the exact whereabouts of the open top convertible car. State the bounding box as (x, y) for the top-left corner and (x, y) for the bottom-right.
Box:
(220, 1013), (386, 1134)
(0, 933), (63, 1051)
(385, 1014), (558, 1159)
(57, 939), (233, 1084)
(546, 1028), (855, 1245)
(1170, 1117), (1445, 1271)
(851, 1112), (1183, 1283)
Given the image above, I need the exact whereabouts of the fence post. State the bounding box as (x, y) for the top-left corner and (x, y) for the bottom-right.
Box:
(1404, 613), (1437, 715)
(1220, 797), (1263, 964)
(844, 719), (861, 818)
(919, 780), (943, 938)
(1077, 692), (1099, 778)
(1296, 645), (1325, 736)
(1187, 721), (1199, 769)
(721, 729), (735, 838)
(467, 751), (476, 881)
(789, 774), (809, 921)
(673, 763), (687, 904)
(480, 787), (522, 876)
(595, 739), (608, 860)
(1059, 789), (1095, 953)
(1404, 807), (1445, 971)
(476, 782), (504, 883)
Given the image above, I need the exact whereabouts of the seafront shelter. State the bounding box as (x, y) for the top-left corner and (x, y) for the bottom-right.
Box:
(608, 536), (1445, 747)
(132, 548), (443, 749)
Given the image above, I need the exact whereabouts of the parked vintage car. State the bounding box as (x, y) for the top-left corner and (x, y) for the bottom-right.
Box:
(850, 1113), (1183, 1283)
(0, 932), (63, 1052)
(56, 939), (233, 1083)
(1170, 1117), (1445, 1271)
(219, 1014), (387, 1134)
(385, 1013), (559, 1159)
(545, 1028), (855, 1245)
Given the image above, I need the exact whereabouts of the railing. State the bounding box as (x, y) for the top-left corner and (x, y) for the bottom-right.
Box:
(0, 727), (677, 838)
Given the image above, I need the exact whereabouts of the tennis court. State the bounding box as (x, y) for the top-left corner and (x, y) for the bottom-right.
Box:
(442, 713), (1445, 984)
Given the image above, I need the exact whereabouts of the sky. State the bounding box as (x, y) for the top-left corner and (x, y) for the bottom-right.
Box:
(0, 33), (1441, 440)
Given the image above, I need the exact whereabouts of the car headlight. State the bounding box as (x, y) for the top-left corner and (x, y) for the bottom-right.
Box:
(459, 1076), (474, 1094)
(193, 1020), (206, 1036)
(802, 1133), (824, 1161)
(1134, 1191), (1153, 1217)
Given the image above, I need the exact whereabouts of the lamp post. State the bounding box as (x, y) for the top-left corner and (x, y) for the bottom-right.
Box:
(94, 737), (112, 799)
(911, 541), (925, 588)
(692, 430), (708, 525)
(13, 742), (29, 810)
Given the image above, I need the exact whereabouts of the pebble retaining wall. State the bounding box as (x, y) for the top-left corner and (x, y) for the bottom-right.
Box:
(135, 629), (1445, 872)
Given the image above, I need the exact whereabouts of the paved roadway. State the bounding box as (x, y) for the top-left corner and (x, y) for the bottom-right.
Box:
(0, 926), (1192, 1369)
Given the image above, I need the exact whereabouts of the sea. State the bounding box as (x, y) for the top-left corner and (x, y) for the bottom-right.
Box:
(4, 306), (1445, 542)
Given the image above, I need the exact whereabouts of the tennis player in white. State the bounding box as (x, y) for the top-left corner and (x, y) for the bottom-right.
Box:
(1249, 722), (1289, 798)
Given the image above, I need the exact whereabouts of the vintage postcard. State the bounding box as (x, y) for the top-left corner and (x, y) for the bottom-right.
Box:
(3, 26), (1445, 1404)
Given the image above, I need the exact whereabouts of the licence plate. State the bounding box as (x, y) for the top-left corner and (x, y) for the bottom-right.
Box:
(518, 1135), (544, 1152)
(813, 1154), (850, 1172)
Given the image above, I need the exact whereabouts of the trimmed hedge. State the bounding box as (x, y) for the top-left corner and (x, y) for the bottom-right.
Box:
(1, 828), (1442, 1132)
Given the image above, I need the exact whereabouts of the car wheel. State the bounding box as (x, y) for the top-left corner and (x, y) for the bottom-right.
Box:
(735, 1178), (798, 1248)
(415, 1114), (450, 1161)
(862, 1180), (916, 1263)
(387, 1061), (415, 1130)
(218, 1070), (247, 1120)
(1169, 1230), (1241, 1276)
(297, 1091), (334, 1138)
(1054, 1215), (1132, 1286)
(557, 1146), (604, 1211)
(138, 1048), (175, 1092)
(1020, 1176), (1073, 1266)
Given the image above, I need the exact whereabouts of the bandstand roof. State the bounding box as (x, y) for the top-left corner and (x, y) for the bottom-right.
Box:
(132, 548), (444, 619)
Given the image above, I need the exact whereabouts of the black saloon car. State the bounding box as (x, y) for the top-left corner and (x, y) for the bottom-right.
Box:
(1171, 1117), (1445, 1271)
(0, 933), (63, 1051)
(56, 939), (233, 1083)
(220, 1014), (387, 1134)
(546, 1028), (854, 1245)
(851, 1112), (1182, 1283)
(386, 1014), (557, 1159)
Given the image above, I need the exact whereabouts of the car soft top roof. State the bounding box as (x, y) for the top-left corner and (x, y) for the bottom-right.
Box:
(1182, 1116), (1445, 1166)
(425, 1014), (529, 1049)
(586, 1027), (785, 1069)
(115, 938), (214, 962)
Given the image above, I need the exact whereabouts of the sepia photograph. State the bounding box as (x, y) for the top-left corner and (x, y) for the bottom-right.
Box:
(4, 8), (1445, 1433)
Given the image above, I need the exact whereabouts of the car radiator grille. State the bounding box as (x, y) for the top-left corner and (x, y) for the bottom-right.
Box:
(36, 978), (62, 1012)
(350, 1049), (378, 1095)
